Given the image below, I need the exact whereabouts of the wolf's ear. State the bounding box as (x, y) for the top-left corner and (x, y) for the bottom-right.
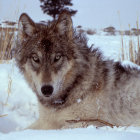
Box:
(55, 12), (73, 39)
(18, 13), (36, 41)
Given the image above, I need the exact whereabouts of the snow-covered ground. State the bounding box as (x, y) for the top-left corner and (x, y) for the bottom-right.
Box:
(88, 34), (139, 61)
(0, 61), (38, 133)
(1, 127), (140, 140)
(0, 33), (140, 139)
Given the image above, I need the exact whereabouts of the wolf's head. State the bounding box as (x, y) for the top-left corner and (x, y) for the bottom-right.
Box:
(16, 12), (90, 107)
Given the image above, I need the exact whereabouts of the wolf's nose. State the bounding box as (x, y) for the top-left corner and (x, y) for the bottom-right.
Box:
(41, 85), (53, 97)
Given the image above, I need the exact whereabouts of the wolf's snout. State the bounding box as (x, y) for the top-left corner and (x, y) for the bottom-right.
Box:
(41, 85), (53, 97)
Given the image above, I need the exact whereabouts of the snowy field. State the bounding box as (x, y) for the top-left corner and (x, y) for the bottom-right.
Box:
(0, 34), (140, 139)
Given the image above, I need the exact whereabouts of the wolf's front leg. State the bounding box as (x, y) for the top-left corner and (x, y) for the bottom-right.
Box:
(26, 119), (64, 130)
(27, 120), (42, 130)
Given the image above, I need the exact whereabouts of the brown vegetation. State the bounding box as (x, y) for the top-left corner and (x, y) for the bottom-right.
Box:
(120, 34), (140, 64)
(2, 21), (17, 26)
(0, 27), (16, 61)
(103, 26), (116, 35)
(86, 29), (96, 35)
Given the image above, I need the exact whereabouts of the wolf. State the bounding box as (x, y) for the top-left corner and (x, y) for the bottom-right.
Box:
(15, 11), (140, 130)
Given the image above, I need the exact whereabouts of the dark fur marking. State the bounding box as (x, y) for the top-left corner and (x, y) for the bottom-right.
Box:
(114, 62), (129, 86)
(102, 66), (109, 84)
(30, 61), (41, 74)
(41, 38), (52, 52)
(56, 58), (64, 71)
(114, 62), (127, 73)
(92, 49), (102, 60)
(120, 96), (124, 113)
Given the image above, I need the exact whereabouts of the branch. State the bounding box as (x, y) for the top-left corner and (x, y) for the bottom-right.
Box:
(0, 114), (8, 117)
(66, 119), (116, 128)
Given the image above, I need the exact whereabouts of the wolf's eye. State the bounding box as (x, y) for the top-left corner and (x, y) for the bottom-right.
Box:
(32, 54), (40, 63)
(54, 54), (62, 62)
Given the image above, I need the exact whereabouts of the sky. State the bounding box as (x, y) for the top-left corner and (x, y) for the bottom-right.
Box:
(0, 0), (140, 30)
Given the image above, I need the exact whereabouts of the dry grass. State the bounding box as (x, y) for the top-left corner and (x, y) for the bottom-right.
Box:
(0, 1), (22, 118)
(119, 21), (140, 64)
(0, 26), (16, 62)
(0, 114), (8, 118)
(0, 25), (16, 117)
(118, 10), (140, 64)
(4, 74), (13, 106)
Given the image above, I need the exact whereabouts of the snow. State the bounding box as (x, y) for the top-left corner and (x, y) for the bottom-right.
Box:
(1, 127), (140, 140)
(0, 61), (38, 133)
(0, 33), (140, 139)
(88, 34), (139, 61)
(77, 99), (81, 103)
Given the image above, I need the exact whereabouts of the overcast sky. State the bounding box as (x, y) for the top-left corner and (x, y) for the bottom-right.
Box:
(0, 0), (140, 29)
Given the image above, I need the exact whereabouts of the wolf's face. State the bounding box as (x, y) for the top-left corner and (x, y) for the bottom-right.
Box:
(16, 12), (81, 106)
